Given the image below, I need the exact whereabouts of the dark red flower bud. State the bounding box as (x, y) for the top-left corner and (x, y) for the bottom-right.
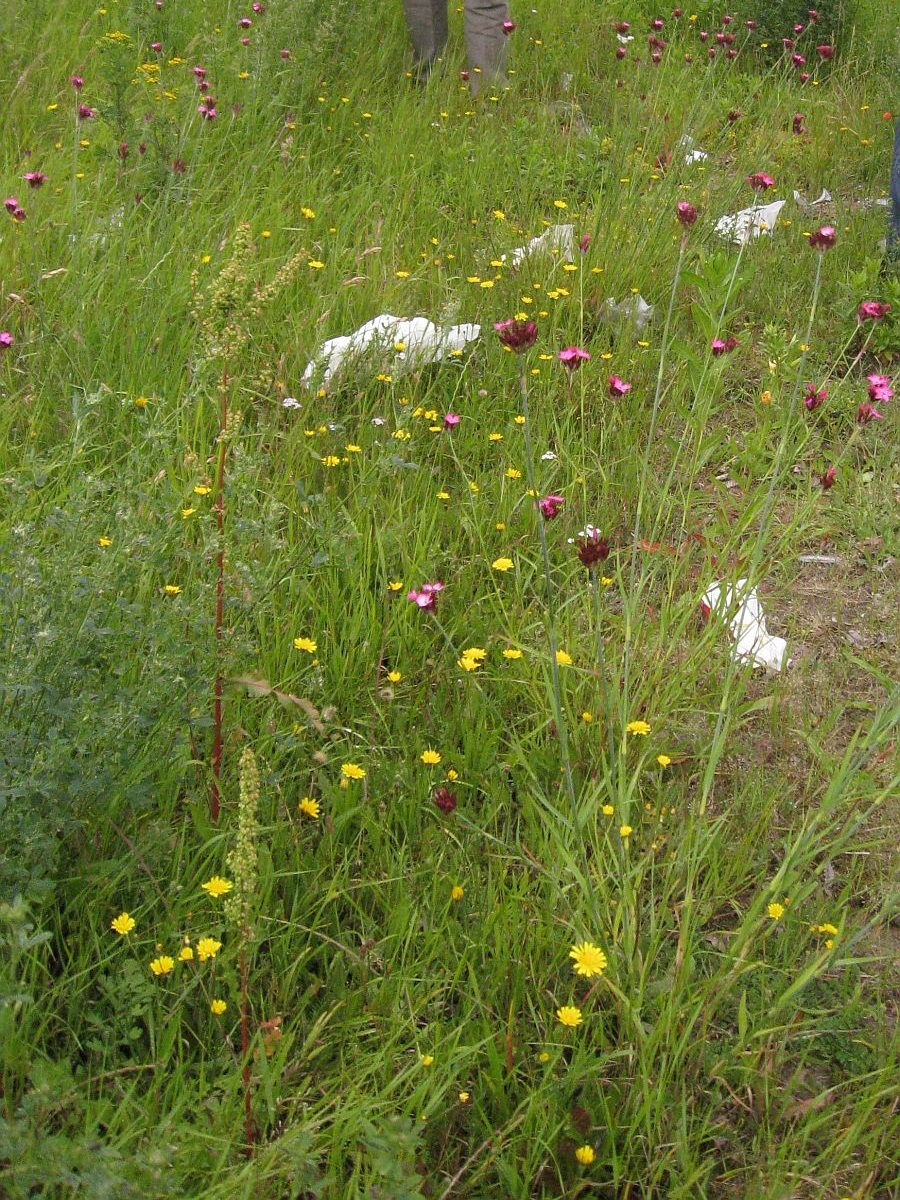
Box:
(494, 319), (537, 351)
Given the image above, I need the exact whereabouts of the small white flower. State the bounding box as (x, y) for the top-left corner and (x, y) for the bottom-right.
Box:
(541, 450), (557, 461)
(282, 396), (302, 409)
(568, 524), (599, 544)
(371, 417), (386, 426)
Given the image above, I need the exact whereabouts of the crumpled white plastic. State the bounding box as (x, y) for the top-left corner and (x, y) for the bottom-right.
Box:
(700, 579), (791, 672)
(715, 199), (786, 245)
(502, 223), (575, 267)
(600, 294), (654, 332)
(793, 187), (832, 208)
(300, 314), (481, 391)
(678, 134), (708, 164)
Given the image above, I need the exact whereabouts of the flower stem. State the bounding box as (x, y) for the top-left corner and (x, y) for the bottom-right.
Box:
(590, 567), (617, 777)
(210, 367), (228, 823)
(519, 361), (576, 813)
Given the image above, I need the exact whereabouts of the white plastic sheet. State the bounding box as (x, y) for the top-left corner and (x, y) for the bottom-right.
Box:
(300, 314), (481, 391)
(502, 223), (575, 268)
(700, 579), (791, 672)
(715, 199), (786, 245)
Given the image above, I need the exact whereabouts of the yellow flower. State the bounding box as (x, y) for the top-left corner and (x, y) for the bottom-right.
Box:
(196, 937), (222, 961)
(458, 1090), (471, 1103)
(181, 507), (196, 519)
(210, 999), (227, 1015)
(446, 769), (459, 781)
(538, 1051), (550, 1063)
(492, 557), (514, 572)
(164, 584), (181, 596)
(458, 655), (481, 672)
(602, 804), (614, 816)
(556, 1005), (582, 1027)
(149, 955), (175, 976)
(341, 762), (365, 779)
(575, 1145), (596, 1165)
(569, 942), (607, 978)
(388, 580), (403, 592)
(201, 876), (233, 898)
(657, 754), (671, 767)
(323, 455), (341, 467)
(98, 536), (112, 547)
(555, 649), (572, 666)
(308, 260), (325, 269)
(619, 824), (633, 839)
(514, 415), (525, 425)
(505, 467), (522, 479)
(387, 670), (402, 683)
(299, 796), (321, 819)
(420, 1054), (434, 1066)
(293, 636), (317, 653)
(193, 485), (212, 496)
(626, 720), (651, 736)
(553, 199), (568, 209)
(815, 923), (838, 936)
(179, 945), (194, 961)
(450, 885), (464, 901)
(502, 648), (522, 660)
(301, 207), (315, 219)
(488, 432), (503, 442)
(492, 209), (506, 219)
(110, 912), (135, 935)
(760, 389), (773, 405)
(421, 749), (441, 765)
(133, 395), (149, 407)
(767, 903), (785, 921)
(581, 711), (593, 722)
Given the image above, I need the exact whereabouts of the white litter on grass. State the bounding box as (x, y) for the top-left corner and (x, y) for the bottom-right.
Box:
(678, 134), (709, 164)
(793, 188), (833, 208)
(715, 199), (786, 245)
(300, 314), (481, 391)
(700, 579), (791, 673)
(600, 294), (655, 333)
(502, 223), (575, 268)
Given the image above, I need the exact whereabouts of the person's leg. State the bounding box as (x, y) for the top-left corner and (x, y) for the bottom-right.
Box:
(889, 118), (900, 254)
(402, 0), (449, 74)
(464, 0), (509, 95)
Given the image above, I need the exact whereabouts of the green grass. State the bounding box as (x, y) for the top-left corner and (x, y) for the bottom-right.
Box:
(1, 1), (898, 1196)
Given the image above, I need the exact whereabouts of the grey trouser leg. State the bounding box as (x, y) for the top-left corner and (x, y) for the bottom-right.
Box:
(464, 0), (509, 94)
(403, 0), (449, 67)
(889, 118), (900, 252)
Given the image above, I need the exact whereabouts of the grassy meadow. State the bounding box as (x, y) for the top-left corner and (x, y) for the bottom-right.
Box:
(1, 0), (898, 1195)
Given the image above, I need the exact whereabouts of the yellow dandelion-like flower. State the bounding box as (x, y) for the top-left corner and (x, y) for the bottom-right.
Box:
(196, 937), (222, 961)
(619, 824), (633, 839)
(657, 754), (671, 767)
(193, 485), (212, 496)
(421, 749), (442, 765)
(446, 769), (459, 781)
(308, 260), (325, 269)
(210, 999), (227, 1015)
(341, 762), (365, 780)
(323, 455), (341, 467)
(201, 876), (233, 898)
(815, 923), (838, 936)
(575, 1145), (596, 1165)
(181, 507), (196, 519)
(556, 1005), (582, 1027)
(149, 955), (175, 976)
(488, 432), (503, 442)
(556, 649), (573, 666)
(626, 720), (651, 736)
(492, 557), (514, 571)
(502, 648), (522, 660)
(98, 536), (112, 547)
(164, 584), (181, 596)
(299, 796), (321, 819)
(420, 1054), (434, 1066)
(554, 199), (568, 209)
(458, 1090), (471, 1103)
(581, 711), (593, 722)
(458, 655), (481, 672)
(505, 467), (522, 479)
(767, 902), (785, 921)
(179, 945), (194, 961)
(569, 942), (607, 978)
(110, 912), (135, 936)
(388, 580), (403, 592)
(387, 670), (402, 683)
(450, 885), (465, 901)
(293, 636), (317, 653)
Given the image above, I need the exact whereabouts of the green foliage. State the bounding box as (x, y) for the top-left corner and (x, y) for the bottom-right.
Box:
(0, 0), (897, 1196)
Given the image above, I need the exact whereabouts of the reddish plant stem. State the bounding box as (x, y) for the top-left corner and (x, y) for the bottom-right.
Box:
(240, 946), (253, 1156)
(210, 369), (228, 822)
